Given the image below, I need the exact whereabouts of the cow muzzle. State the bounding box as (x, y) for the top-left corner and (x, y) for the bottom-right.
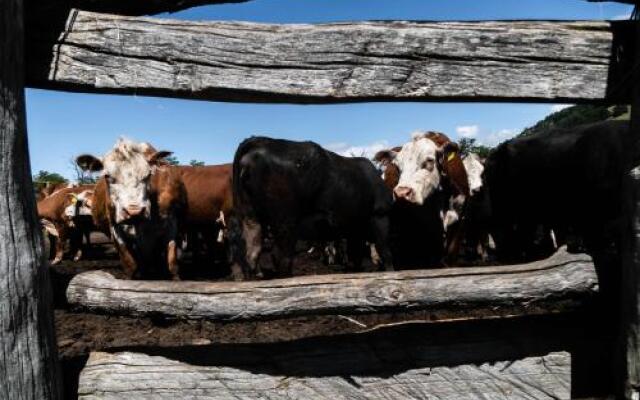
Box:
(394, 186), (415, 202)
(122, 205), (146, 220)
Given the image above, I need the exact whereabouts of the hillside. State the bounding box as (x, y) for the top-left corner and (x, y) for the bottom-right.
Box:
(519, 104), (629, 138)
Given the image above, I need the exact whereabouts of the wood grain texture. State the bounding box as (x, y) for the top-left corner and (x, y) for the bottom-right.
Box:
(26, 10), (633, 103)
(76, 317), (588, 400)
(74, 313), (618, 399)
(0, 0), (62, 398)
(619, 16), (640, 399)
(78, 350), (571, 400)
(66, 248), (598, 321)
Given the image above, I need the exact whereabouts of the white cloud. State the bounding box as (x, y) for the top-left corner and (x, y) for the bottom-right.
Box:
(456, 125), (479, 139)
(325, 140), (390, 158)
(481, 129), (517, 147)
(550, 104), (573, 113)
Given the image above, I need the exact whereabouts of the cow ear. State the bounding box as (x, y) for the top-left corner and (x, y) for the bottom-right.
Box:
(76, 155), (103, 172)
(67, 193), (78, 203)
(373, 149), (398, 165)
(438, 142), (459, 163)
(444, 142), (460, 159)
(148, 150), (173, 166)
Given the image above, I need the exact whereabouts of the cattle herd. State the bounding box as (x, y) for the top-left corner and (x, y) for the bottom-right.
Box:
(36, 119), (637, 281)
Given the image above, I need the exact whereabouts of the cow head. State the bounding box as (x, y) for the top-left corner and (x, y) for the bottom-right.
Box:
(63, 190), (94, 220)
(462, 153), (485, 196)
(76, 138), (172, 224)
(376, 132), (460, 205)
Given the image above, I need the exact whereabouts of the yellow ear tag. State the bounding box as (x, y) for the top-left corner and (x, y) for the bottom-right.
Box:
(71, 195), (78, 204)
(447, 152), (456, 162)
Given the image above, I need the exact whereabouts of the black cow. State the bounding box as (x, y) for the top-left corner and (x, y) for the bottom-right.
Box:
(228, 136), (394, 280)
(483, 119), (637, 266)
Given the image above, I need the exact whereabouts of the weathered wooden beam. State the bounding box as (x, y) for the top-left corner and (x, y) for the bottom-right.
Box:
(66, 248), (598, 321)
(76, 316), (593, 399)
(79, 350), (571, 400)
(618, 11), (640, 399)
(0, 0), (62, 398)
(26, 11), (635, 104)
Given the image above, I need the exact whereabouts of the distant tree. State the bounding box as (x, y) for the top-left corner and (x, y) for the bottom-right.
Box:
(458, 138), (492, 158)
(189, 159), (205, 167)
(165, 155), (180, 165)
(69, 157), (97, 184)
(33, 170), (68, 192)
(33, 170), (67, 185)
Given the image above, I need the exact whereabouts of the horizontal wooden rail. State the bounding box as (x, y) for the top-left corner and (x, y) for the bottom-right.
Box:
(26, 11), (635, 104)
(79, 350), (570, 399)
(66, 248), (598, 321)
(77, 316), (601, 399)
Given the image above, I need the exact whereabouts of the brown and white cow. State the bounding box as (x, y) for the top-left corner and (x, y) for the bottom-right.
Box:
(36, 182), (75, 202)
(174, 164), (233, 267)
(37, 184), (95, 264)
(77, 138), (233, 280)
(374, 132), (469, 266)
(77, 139), (184, 280)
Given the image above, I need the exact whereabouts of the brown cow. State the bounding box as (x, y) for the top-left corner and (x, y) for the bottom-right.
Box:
(374, 131), (469, 266)
(35, 182), (74, 202)
(174, 165), (233, 267)
(37, 185), (95, 264)
(78, 139), (232, 280)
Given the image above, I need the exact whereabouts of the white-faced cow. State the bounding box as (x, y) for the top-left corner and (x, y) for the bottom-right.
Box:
(76, 139), (185, 280)
(77, 139), (234, 280)
(374, 131), (470, 267)
(37, 185), (95, 264)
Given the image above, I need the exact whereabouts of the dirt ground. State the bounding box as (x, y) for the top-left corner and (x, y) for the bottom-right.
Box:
(51, 235), (454, 398)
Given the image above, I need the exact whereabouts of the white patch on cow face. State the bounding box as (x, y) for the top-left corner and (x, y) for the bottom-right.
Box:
(102, 139), (155, 224)
(76, 191), (93, 216)
(392, 137), (441, 205)
(463, 153), (485, 195)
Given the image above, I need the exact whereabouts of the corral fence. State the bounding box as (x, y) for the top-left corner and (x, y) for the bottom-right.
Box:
(1, 0), (640, 398)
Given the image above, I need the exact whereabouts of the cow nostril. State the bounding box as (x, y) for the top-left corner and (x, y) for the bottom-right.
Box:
(125, 205), (144, 217)
(394, 186), (413, 200)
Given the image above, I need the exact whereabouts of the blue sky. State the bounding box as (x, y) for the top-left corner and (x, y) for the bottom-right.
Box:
(26, 0), (634, 179)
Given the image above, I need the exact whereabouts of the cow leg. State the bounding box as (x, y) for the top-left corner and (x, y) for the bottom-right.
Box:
(164, 217), (180, 280)
(370, 215), (394, 272)
(444, 220), (464, 267)
(346, 238), (366, 272)
(81, 227), (91, 260)
(51, 223), (67, 265)
(70, 227), (84, 262)
(47, 233), (57, 261)
(271, 232), (295, 278)
(227, 215), (263, 281)
(111, 228), (139, 279)
(167, 240), (179, 280)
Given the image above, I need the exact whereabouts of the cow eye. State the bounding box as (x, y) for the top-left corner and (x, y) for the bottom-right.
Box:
(422, 158), (435, 171)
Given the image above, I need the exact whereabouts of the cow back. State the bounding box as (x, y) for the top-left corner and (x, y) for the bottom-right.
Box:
(172, 164), (233, 224)
(37, 185), (94, 222)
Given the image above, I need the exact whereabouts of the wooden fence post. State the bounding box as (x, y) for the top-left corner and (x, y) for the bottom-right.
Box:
(621, 10), (640, 399)
(0, 0), (62, 398)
